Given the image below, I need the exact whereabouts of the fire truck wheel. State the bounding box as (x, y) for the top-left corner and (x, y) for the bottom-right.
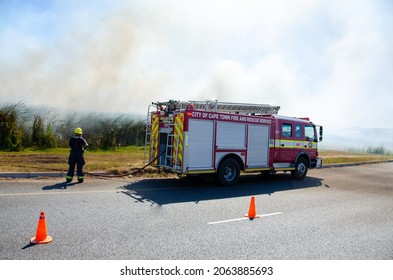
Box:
(291, 157), (308, 180)
(216, 157), (240, 186)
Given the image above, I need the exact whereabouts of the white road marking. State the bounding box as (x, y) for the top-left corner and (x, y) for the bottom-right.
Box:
(208, 212), (283, 224)
(0, 189), (120, 196)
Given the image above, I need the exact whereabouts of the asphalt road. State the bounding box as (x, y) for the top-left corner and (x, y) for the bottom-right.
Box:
(0, 163), (392, 260)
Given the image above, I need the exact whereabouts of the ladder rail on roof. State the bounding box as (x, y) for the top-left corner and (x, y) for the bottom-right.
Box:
(152, 100), (280, 115)
(189, 100), (280, 114)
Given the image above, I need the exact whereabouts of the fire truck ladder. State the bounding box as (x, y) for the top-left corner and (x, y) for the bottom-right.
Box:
(163, 121), (182, 171)
(144, 104), (156, 164)
(189, 100), (280, 115)
(153, 100), (280, 115)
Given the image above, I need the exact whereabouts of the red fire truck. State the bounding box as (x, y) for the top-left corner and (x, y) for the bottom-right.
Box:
(145, 100), (323, 185)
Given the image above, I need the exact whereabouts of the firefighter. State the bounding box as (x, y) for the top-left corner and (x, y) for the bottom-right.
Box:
(66, 127), (88, 183)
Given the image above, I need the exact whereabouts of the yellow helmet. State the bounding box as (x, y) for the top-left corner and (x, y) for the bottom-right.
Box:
(74, 127), (83, 135)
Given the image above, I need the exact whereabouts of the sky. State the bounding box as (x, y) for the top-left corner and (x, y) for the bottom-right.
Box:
(1, 0), (393, 148)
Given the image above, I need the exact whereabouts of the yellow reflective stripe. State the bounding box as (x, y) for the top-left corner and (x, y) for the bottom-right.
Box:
(244, 167), (271, 172)
(151, 114), (159, 163)
(186, 170), (216, 174)
(274, 167), (296, 171)
(275, 139), (317, 149)
(173, 113), (184, 165)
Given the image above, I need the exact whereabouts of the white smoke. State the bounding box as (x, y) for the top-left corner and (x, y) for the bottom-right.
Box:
(1, 0), (392, 136)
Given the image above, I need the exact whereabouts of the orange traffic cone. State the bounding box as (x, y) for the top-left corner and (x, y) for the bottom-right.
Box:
(30, 211), (53, 244)
(244, 196), (260, 219)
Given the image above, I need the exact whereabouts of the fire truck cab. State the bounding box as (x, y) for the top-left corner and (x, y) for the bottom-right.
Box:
(145, 100), (323, 185)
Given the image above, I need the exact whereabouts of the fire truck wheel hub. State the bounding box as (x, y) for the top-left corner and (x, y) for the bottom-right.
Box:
(217, 157), (240, 186)
(297, 163), (306, 174)
(224, 166), (235, 180)
(291, 157), (308, 180)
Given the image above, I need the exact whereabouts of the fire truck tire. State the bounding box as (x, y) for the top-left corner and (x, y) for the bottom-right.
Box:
(291, 157), (308, 180)
(216, 157), (240, 186)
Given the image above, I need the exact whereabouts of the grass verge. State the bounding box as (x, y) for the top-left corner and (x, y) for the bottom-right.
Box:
(319, 150), (393, 164)
(0, 146), (152, 175)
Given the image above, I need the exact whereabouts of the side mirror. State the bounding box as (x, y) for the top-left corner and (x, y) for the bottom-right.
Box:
(319, 126), (323, 142)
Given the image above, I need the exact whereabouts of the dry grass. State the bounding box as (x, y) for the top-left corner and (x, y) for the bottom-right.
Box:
(0, 147), (149, 175)
(1, 148), (392, 174)
(319, 150), (393, 164)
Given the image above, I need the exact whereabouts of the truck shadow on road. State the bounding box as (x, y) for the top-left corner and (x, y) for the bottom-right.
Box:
(119, 173), (325, 205)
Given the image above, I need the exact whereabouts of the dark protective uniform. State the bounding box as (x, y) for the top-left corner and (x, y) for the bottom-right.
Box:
(66, 135), (88, 182)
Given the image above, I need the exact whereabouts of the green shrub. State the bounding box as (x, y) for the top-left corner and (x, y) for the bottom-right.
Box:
(0, 103), (25, 151)
(31, 115), (57, 149)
